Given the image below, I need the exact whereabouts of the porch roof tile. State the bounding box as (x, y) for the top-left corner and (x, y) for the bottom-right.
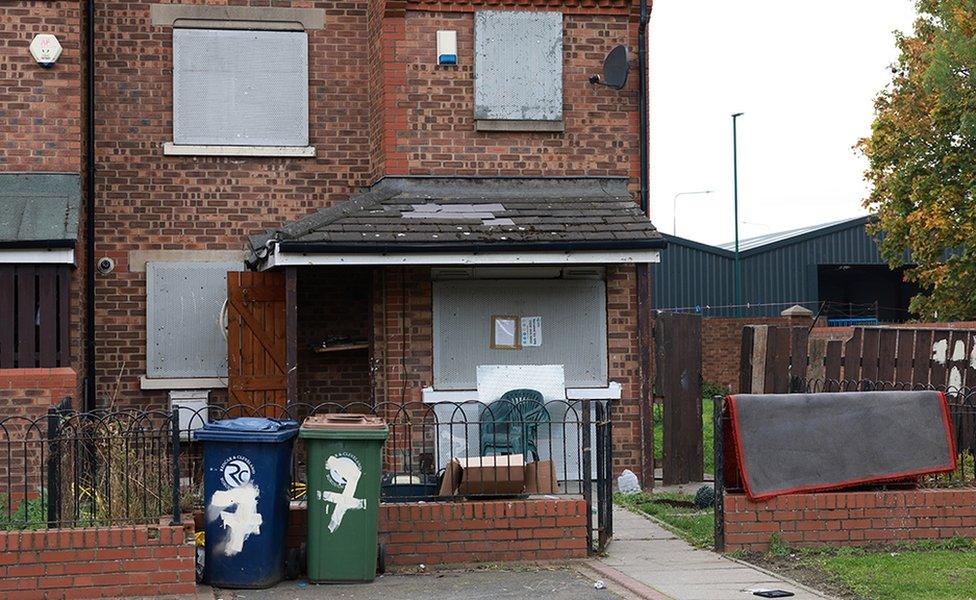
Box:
(246, 177), (663, 265)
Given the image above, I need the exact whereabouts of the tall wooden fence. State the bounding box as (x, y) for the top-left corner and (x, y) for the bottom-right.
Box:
(741, 326), (976, 394)
(654, 312), (703, 484)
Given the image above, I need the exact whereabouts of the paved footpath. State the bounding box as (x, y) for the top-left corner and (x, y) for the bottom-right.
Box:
(585, 506), (834, 600)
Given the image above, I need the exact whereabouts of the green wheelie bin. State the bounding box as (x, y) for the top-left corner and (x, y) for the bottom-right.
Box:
(300, 414), (388, 583)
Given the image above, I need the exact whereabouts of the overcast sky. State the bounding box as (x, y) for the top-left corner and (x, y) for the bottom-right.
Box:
(648, 0), (919, 245)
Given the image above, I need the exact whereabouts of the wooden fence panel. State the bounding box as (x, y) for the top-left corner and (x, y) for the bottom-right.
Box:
(0, 265), (70, 368)
(843, 328), (862, 382)
(894, 329), (915, 384)
(741, 325), (976, 393)
(655, 312), (703, 484)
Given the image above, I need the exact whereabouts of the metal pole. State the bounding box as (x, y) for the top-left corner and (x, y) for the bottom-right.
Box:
(732, 113), (744, 317)
(170, 409), (182, 526)
(47, 406), (60, 527)
(713, 395), (725, 552)
(581, 399), (593, 555)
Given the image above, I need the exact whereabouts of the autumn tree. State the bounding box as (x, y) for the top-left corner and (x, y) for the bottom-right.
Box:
(860, 0), (976, 320)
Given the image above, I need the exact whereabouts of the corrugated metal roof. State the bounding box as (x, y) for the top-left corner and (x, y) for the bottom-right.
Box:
(0, 173), (81, 247)
(717, 215), (871, 252)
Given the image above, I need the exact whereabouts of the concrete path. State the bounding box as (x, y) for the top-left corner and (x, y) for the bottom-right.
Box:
(590, 506), (833, 600)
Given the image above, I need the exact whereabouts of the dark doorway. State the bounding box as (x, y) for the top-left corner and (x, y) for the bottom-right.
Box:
(817, 264), (919, 323)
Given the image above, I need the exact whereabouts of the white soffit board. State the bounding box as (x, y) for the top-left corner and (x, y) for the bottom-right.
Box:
(265, 249), (661, 268)
(0, 248), (74, 264)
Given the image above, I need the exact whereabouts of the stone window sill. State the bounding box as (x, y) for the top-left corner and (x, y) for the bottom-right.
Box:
(163, 143), (316, 158)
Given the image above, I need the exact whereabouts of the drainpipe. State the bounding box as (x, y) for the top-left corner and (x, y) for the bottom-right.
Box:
(84, 0), (96, 411)
(635, 0), (655, 488)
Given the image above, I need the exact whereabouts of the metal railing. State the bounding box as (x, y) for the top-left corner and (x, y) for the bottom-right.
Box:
(1, 398), (181, 530)
(3, 397), (613, 553)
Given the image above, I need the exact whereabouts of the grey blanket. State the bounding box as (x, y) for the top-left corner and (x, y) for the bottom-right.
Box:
(728, 391), (956, 500)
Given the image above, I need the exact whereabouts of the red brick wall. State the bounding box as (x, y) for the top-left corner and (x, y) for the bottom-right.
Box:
(382, 10), (639, 177)
(286, 498), (589, 566)
(607, 265), (643, 476)
(724, 489), (976, 553)
(0, 523), (195, 600)
(0, 368), (78, 495)
(0, 1), (83, 172)
(91, 2), (646, 408)
(93, 0), (376, 405)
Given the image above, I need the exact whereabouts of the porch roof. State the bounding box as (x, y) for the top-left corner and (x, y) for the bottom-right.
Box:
(246, 177), (665, 269)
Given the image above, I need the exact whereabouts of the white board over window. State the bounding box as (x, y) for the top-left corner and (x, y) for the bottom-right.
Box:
(432, 279), (608, 389)
(146, 261), (241, 378)
(173, 28), (309, 146)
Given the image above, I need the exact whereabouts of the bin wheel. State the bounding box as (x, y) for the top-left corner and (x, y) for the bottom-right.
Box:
(377, 543), (386, 575)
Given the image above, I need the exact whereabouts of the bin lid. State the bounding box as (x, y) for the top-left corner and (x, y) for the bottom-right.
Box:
(194, 417), (299, 443)
(300, 414), (388, 440)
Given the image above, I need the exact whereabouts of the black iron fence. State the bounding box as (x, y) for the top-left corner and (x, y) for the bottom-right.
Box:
(713, 378), (976, 550)
(3, 397), (613, 553)
(0, 398), (181, 530)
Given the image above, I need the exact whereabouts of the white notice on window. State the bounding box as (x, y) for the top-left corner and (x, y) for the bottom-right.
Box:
(520, 316), (542, 347)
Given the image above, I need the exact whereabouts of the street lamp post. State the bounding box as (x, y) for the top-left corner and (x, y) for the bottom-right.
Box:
(671, 190), (713, 236)
(732, 112), (744, 317)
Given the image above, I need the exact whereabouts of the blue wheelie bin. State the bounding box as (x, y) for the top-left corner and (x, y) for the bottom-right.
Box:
(195, 417), (299, 589)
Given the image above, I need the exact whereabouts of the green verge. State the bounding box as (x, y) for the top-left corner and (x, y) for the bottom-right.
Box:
(615, 492), (714, 549)
(756, 537), (976, 600)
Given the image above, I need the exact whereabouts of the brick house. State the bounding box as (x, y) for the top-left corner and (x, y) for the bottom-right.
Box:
(0, 2), (87, 420)
(2, 0), (662, 480)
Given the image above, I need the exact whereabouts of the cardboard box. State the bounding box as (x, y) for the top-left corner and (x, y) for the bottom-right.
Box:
(438, 454), (560, 496)
(524, 459), (559, 494)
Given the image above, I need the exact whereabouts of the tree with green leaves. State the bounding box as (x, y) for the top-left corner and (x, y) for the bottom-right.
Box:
(860, 0), (976, 320)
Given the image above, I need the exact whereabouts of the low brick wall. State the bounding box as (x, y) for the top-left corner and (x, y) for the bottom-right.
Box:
(724, 489), (976, 552)
(287, 498), (589, 567)
(0, 523), (196, 599)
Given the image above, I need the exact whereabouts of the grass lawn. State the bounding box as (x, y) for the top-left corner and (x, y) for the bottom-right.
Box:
(749, 539), (976, 600)
(653, 397), (714, 476)
(615, 491), (714, 548)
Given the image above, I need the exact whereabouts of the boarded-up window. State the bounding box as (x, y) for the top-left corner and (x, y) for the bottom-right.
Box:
(146, 262), (241, 378)
(432, 279), (607, 389)
(172, 29), (309, 146)
(474, 11), (563, 121)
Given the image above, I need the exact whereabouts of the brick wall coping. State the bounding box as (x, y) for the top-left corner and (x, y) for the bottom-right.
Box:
(0, 367), (77, 389)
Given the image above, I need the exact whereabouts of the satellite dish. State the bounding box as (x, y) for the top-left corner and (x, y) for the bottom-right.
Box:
(589, 45), (630, 90)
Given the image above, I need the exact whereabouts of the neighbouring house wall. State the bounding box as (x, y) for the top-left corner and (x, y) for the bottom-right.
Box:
(286, 498), (589, 566)
(697, 316), (806, 393)
(0, 523), (196, 599)
(1, 2), (87, 398)
(724, 489), (976, 553)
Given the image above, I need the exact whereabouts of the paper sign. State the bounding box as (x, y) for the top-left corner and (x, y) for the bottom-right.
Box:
(492, 316), (518, 348)
(520, 316), (542, 347)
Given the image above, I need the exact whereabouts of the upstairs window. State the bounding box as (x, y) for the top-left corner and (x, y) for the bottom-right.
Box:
(172, 28), (309, 147)
(474, 11), (563, 129)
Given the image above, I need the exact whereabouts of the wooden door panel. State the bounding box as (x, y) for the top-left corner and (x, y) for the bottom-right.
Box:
(227, 271), (287, 413)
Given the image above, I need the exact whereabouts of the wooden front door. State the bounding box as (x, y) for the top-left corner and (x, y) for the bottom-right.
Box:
(227, 271), (287, 413)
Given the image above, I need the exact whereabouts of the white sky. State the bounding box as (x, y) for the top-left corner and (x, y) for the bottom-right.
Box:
(649, 0), (919, 244)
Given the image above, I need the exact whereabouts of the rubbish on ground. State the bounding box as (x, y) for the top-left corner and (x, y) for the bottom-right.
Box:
(617, 469), (640, 494)
(594, 580), (606, 590)
(694, 484), (715, 508)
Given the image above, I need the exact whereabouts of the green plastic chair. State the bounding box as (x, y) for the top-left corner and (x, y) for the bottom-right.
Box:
(479, 389), (549, 461)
